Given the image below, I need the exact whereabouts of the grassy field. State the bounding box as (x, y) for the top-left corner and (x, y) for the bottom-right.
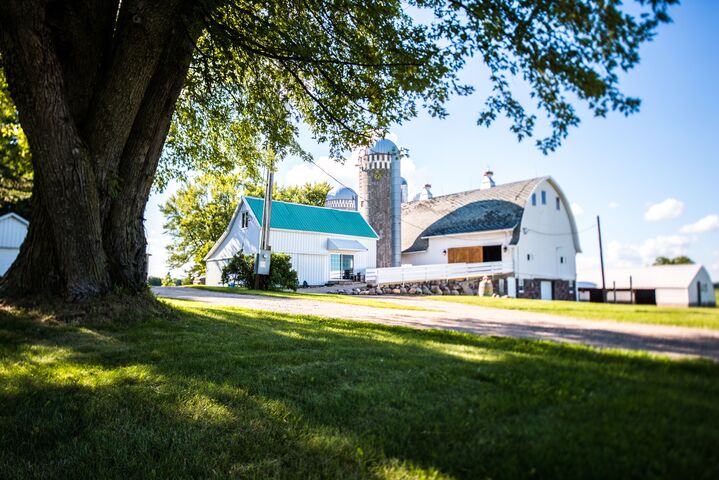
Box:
(1, 300), (718, 479)
(430, 295), (719, 330)
(189, 285), (433, 311)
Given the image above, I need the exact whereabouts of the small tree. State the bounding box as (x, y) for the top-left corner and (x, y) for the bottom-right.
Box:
(161, 272), (174, 287)
(654, 256), (694, 265)
(221, 252), (298, 291)
(147, 276), (162, 287)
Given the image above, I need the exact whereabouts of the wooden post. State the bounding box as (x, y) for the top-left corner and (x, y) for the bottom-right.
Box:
(629, 275), (634, 304)
(597, 215), (607, 303)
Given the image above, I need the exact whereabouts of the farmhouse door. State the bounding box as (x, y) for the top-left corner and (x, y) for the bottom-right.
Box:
(540, 281), (553, 300)
(447, 246), (483, 264)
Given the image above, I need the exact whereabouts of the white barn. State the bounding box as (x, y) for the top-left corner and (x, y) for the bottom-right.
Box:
(400, 175), (581, 300)
(0, 213), (28, 277)
(578, 264), (716, 307)
(205, 197), (378, 286)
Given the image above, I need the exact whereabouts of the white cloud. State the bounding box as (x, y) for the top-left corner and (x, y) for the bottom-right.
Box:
(570, 202), (584, 216)
(280, 133), (425, 198)
(608, 201), (620, 208)
(606, 234), (690, 267)
(680, 214), (719, 234)
(643, 197), (684, 221)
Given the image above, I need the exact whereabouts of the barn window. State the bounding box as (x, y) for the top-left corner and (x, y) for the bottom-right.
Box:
(527, 253), (533, 261)
(560, 256), (565, 264)
(483, 245), (502, 262)
(531, 193), (537, 206)
(556, 197), (561, 210)
(541, 191), (547, 205)
(241, 212), (249, 229)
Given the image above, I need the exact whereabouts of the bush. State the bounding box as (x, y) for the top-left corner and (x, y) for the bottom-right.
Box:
(147, 276), (162, 286)
(161, 273), (174, 287)
(221, 251), (298, 291)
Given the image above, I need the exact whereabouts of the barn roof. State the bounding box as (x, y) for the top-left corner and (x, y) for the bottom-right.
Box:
(244, 197), (378, 239)
(579, 264), (711, 290)
(401, 177), (581, 253)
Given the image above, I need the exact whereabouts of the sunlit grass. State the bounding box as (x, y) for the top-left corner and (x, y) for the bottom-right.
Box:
(430, 295), (719, 330)
(1, 300), (718, 478)
(188, 284), (434, 311)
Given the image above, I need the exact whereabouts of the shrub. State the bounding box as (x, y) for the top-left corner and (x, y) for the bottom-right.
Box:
(147, 276), (162, 286)
(221, 251), (298, 291)
(161, 273), (174, 287)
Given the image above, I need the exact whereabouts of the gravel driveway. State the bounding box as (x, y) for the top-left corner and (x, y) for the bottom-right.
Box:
(153, 286), (719, 361)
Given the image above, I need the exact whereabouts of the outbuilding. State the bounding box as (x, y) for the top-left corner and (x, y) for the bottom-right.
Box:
(205, 197), (378, 286)
(0, 212), (28, 277)
(578, 264), (716, 307)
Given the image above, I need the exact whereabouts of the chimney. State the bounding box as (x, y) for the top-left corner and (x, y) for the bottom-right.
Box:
(480, 170), (496, 190)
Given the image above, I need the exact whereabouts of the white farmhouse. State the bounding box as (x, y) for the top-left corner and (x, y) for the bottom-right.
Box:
(205, 197), (377, 286)
(0, 212), (28, 277)
(400, 174), (581, 300)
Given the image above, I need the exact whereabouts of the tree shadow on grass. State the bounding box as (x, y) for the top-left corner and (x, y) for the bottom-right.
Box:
(1, 304), (719, 479)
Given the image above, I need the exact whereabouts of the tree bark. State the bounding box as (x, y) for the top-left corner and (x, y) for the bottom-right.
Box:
(0, 0), (200, 302)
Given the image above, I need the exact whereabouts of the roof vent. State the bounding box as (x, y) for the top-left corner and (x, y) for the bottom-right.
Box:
(480, 170), (496, 190)
(413, 184), (433, 201)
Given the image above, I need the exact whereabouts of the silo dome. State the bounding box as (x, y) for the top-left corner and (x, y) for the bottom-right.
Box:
(400, 177), (408, 203)
(325, 186), (358, 211)
(413, 184), (433, 201)
(370, 138), (399, 155)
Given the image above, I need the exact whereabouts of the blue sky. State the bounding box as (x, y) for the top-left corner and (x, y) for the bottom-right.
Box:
(146, 1), (719, 280)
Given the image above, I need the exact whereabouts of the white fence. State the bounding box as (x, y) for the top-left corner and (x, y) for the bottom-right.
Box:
(365, 261), (513, 285)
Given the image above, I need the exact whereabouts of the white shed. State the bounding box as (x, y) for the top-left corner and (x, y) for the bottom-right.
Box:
(205, 197), (378, 287)
(578, 264), (716, 307)
(0, 213), (28, 277)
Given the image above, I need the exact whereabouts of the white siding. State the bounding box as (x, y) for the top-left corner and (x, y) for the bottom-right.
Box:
(514, 179), (577, 281)
(687, 267), (716, 307)
(401, 230), (513, 266)
(655, 288), (690, 307)
(0, 214), (28, 276)
(205, 200), (377, 286)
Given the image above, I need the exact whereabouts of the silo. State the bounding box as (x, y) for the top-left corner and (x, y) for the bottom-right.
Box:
(358, 138), (401, 267)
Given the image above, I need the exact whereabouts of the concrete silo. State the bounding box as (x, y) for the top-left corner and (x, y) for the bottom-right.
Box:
(357, 138), (401, 267)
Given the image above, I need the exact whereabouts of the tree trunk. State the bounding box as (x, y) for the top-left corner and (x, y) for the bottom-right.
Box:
(0, 0), (200, 302)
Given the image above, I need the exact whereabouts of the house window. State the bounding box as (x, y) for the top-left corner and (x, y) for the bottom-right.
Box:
(541, 191), (547, 205)
(556, 197), (561, 210)
(330, 254), (354, 280)
(483, 245), (502, 262)
(241, 211), (249, 229)
(560, 256), (565, 264)
(531, 193), (537, 206)
(527, 253), (533, 261)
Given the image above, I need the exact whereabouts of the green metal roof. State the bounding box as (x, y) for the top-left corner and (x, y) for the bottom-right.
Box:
(244, 197), (378, 239)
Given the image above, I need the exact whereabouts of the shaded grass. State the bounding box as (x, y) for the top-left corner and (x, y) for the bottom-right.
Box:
(189, 285), (432, 311)
(1, 300), (718, 479)
(429, 295), (719, 330)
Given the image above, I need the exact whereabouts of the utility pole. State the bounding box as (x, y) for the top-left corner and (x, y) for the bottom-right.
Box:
(254, 155), (274, 290)
(597, 215), (606, 303)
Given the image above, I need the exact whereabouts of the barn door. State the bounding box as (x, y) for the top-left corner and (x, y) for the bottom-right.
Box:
(447, 247), (483, 264)
(540, 281), (553, 300)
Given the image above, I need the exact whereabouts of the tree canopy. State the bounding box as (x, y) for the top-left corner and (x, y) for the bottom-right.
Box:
(654, 256), (695, 266)
(0, 0), (676, 302)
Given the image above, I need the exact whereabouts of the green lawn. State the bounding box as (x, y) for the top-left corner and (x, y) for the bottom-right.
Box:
(189, 285), (433, 311)
(430, 295), (719, 330)
(1, 301), (718, 479)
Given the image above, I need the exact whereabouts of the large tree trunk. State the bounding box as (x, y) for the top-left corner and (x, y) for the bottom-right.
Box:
(0, 0), (200, 302)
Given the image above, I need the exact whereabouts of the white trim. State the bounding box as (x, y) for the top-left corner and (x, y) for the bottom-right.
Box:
(420, 228), (514, 240)
(0, 212), (29, 226)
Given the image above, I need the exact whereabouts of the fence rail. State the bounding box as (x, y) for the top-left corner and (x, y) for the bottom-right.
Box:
(365, 261), (513, 285)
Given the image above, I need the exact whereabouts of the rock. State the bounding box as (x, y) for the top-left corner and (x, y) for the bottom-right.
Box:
(430, 285), (441, 294)
(408, 287), (417, 294)
(450, 289), (460, 295)
(399, 287), (407, 294)
(392, 288), (401, 295)
(422, 286), (432, 295)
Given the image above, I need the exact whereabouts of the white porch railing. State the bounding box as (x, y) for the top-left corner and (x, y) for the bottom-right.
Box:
(365, 261), (513, 285)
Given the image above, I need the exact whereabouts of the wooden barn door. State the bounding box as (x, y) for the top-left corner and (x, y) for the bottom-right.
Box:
(447, 247), (483, 264)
